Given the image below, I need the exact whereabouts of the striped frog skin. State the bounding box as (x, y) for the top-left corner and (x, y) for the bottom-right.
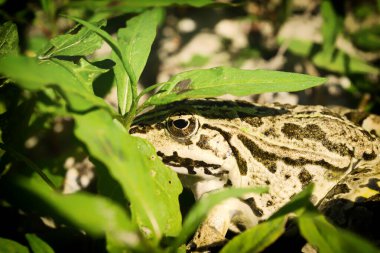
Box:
(130, 98), (380, 249)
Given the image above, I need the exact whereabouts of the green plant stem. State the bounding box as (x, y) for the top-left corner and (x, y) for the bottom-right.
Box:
(0, 143), (57, 191)
(124, 84), (138, 130)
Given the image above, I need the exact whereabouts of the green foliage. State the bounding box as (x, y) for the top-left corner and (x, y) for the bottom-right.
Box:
(144, 67), (326, 107)
(0, 21), (18, 57)
(0, 238), (29, 253)
(0, 1), (379, 253)
(25, 234), (55, 253)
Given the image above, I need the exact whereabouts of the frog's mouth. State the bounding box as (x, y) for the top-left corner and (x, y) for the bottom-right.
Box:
(156, 151), (224, 178)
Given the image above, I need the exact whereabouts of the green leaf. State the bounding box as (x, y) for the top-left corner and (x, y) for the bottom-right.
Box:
(25, 234), (54, 253)
(0, 21), (19, 57)
(0, 238), (29, 253)
(270, 184), (314, 219)
(116, 8), (163, 115)
(0, 56), (113, 113)
(172, 187), (267, 248)
(144, 67), (326, 106)
(321, 0), (341, 54)
(73, 109), (182, 240)
(40, 20), (105, 59)
(281, 39), (379, 74)
(112, 52), (132, 115)
(52, 58), (109, 92)
(313, 50), (379, 74)
(16, 176), (137, 244)
(299, 210), (380, 253)
(351, 26), (380, 51)
(220, 216), (286, 253)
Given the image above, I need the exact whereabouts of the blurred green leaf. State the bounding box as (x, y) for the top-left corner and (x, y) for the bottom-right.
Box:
(73, 109), (182, 241)
(270, 184), (313, 219)
(0, 21), (19, 57)
(0, 238), (29, 253)
(16, 176), (137, 243)
(299, 210), (379, 253)
(40, 20), (105, 59)
(220, 216), (286, 253)
(25, 234), (54, 253)
(351, 26), (380, 51)
(172, 187), (267, 249)
(313, 50), (379, 74)
(144, 67), (326, 106)
(321, 0), (341, 55)
(115, 8), (163, 115)
(282, 39), (379, 74)
(0, 56), (113, 113)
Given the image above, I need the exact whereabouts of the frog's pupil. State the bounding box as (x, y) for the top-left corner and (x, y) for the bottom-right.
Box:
(173, 119), (189, 129)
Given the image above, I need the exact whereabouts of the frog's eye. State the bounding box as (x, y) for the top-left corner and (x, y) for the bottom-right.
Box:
(166, 114), (199, 139)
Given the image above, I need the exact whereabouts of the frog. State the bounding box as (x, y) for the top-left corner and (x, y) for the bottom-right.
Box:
(130, 98), (380, 250)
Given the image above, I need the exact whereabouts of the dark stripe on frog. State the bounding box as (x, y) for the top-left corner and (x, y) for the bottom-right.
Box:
(202, 124), (248, 175)
(237, 133), (345, 172)
(324, 183), (350, 199)
(196, 134), (213, 150)
(156, 151), (221, 175)
(298, 168), (313, 188)
(243, 197), (264, 217)
(281, 123), (354, 157)
(133, 99), (289, 124)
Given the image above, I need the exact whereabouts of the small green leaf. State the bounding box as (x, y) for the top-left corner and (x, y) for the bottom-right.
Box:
(0, 238), (29, 253)
(144, 67), (326, 106)
(299, 210), (380, 253)
(40, 20), (105, 58)
(74, 109), (182, 240)
(321, 0), (341, 54)
(172, 187), (267, 248)
(220, 216), (286, 253)
(52, 58), (109, 92)
(313, 50), (379, 74)
(116, 8), (163, 115)
(25, 234), (54, 253)
(0, 21), (19, 57)
(351, 25), (380, 51)
(68, 0), (214, 9)
(0, 56), (113, 113)
(270, 184), (314, 219)
(281, 39), (379, 74)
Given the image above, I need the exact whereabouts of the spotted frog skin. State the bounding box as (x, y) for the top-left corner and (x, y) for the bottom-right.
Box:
(130, 99), (380, 249)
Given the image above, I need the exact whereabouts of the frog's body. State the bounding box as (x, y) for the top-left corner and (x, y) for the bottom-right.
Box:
(130, 99), (380, 249)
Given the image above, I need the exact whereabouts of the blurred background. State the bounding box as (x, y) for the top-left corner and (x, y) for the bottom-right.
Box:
(1, 0), (379, 111)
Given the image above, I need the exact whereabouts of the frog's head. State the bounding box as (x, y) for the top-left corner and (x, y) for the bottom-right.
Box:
(129, 99), (244, 184)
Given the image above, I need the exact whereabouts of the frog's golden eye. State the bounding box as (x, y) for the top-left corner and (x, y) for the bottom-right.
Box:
(166, 114), (199, 139)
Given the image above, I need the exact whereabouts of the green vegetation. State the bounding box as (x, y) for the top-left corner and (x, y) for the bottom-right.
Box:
(0, 1), (379, 252)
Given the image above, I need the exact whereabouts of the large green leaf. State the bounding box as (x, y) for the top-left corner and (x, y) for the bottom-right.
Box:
(39, 20), (105, 59)
(15, 176), (136, 241)
(144, 67), (326, 106)
(172, 187), (267, 249)
(25, 234), (54, 253)
(220, 216), (286, 253)
(299, 210), (379, 253)
(115, 8), (163, 115)
(0, 238), (29, 253)
(0, 21), (19, 57)
(0, 56), (113, 113)
(73, 109), (182, 240)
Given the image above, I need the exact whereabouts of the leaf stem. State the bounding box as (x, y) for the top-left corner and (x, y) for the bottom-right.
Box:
(0, 143), (57, 191)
